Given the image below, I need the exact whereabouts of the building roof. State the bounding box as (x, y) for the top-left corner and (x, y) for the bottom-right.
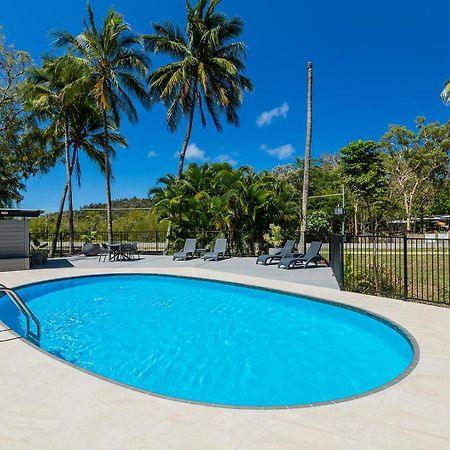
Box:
(0, 209), (44, 218)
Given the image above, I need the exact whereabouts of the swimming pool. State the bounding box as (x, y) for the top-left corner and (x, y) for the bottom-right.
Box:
(0, 274), (417, 407)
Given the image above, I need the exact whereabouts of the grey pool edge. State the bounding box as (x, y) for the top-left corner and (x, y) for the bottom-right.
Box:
(1, 272), (421, 411)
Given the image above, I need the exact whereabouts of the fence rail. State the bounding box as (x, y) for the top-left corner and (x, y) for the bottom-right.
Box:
(330, 234), (450, 305)
(32, 230), (272, 257)
(34, 231), (166, 256)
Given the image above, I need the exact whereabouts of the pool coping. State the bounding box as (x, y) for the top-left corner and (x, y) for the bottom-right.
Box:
(1, 271), (420, 411)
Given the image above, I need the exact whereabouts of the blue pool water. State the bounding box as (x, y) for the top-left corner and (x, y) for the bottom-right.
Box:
(0, 275), (414, 407)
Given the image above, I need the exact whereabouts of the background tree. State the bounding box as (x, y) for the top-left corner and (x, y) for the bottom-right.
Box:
(54, 5), (151, 243)
(339, 140), (390, 233)
(299, 61), (313, 252)
(145, 0), (253, 179)
(48, 99), (126, 256)
(380, 118), (450, 232)
(0, 30), (49, 207)
(24, 55), (94, 254)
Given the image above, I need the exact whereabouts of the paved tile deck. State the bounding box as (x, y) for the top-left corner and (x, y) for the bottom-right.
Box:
(42, 255), (341, 290)
(0, 261), (449, 449)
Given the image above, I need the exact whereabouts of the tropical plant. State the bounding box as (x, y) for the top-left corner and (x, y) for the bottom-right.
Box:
(54, 4), (151, 243)
(50, 100), (126, 256)
(145, 0), (253, 179)
(151, 163), (281, 254)
(263, 224), (283, 248)
(306, 210), (331, 241)
(24, 55), (92, 254)
(0, 30), (49, 207)
(81, 230), (98, 243)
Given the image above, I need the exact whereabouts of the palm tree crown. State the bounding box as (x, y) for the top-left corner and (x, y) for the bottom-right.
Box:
(441, 79), (450, 106)
(24, 55), (93, 254)
(144, 0), (253, 178)
(53, 5), (151, 124)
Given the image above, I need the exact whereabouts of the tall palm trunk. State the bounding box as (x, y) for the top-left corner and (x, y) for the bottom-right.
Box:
(103, 108), (113, 243)
(299, 61), (313, 253)
(177, 104), (195, 179)
(64, 117), (75, 255)
(49, 147), (78, 258)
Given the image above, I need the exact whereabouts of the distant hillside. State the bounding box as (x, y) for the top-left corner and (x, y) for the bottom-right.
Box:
(29, 197), (167, 236)
(80, 197), (153, 211)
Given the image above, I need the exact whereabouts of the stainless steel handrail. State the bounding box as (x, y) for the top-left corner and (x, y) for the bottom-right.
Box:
(0, 286), (40, 343)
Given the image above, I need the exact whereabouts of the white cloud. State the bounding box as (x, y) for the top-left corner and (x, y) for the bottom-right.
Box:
(174, 143), (206, 161)
(262, 143), (295, 160)
(173, 145), (238, 166)
(185, 143), (206, 161)
(214, 153), (237, 166)
(256, 102), (289, 127)
(147, 150), (157, 158)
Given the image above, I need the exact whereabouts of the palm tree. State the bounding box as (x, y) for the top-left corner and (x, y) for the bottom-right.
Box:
(48, 102), (127, 257)
(145, 0), (253, 179)
(299, 61), (313, 253)
(24, 55), (91, 254)
(54, 5), (151, 243)
(441, 80), (450, 105)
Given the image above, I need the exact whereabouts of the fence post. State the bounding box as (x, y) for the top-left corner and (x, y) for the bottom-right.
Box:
(340, 234), (345, 289)
(59, 232), (63, 257)
(403, 234), (408, 301)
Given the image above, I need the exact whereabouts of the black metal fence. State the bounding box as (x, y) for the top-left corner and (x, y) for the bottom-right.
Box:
(32, 230), (270, 257)
(330, 234), (450, 306)
(33, 231), (166, 256)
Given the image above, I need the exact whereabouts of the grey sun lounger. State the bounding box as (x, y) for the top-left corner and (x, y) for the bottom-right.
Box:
(256, 239), (296, 265)
(203, 238), (227, 261)
(278, 241), (329, 269)
(173, 238), (197, 261)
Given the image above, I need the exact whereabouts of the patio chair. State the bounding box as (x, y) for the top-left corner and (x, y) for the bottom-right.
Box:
(128, 242), (140, 260)
(203, 238), (228, 261)
(173, 238), (197, 261)
(98, 243), (110, 262)
(120, 242), (140, 260)
(278, 241), (329, 269)
(256, 239), (296, 265)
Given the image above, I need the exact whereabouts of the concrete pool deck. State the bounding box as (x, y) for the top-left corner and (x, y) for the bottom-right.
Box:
(0, 259), (450, 449)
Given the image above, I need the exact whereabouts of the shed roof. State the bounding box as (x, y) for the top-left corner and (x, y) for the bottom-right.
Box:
(0, 209), (43, 218)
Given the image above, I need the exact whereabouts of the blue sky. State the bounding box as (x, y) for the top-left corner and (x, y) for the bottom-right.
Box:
(2, 0), (449, 211)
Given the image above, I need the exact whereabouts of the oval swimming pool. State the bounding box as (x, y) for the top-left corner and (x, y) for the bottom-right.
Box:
(0, 274), (416, 407)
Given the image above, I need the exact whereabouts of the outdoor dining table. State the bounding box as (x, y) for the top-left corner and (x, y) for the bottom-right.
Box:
(108, 243), (132, 261)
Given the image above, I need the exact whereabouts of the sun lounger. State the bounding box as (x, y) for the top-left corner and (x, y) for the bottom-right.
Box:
(256, 239), (295, 265)
(278, 241), (328, 269)
(173, 238), (197, 261)
(203, 238), (227, 261)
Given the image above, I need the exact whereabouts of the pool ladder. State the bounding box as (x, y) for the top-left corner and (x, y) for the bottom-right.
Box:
(0, 284), (40, 345)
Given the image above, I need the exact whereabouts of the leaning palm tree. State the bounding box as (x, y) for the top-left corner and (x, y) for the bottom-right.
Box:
(47, 101), (127, 257)
(24, 55), (91, 255)
(54, 5), (151, 243)
(441, 80), (450, 105)
(144, 0), (253, 179)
